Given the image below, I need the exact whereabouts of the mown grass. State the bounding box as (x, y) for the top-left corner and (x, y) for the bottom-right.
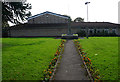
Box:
(2, 38), (61, 80)
(79, 37), (118, 80)
(0, 38), (2, 82)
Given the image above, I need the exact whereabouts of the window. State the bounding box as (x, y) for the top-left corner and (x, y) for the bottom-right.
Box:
(112, 29), (116, 33)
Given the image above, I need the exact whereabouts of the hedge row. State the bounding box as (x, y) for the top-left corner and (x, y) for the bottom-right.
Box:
(77, 29), (117, 37)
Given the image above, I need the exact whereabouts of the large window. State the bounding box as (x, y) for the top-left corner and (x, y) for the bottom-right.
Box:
(112, 29), (116, 33)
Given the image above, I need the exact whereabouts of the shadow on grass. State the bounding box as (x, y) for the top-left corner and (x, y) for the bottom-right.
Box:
(2, 41), (45, 48)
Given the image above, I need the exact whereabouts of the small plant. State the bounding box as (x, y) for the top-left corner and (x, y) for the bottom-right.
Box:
(61, 34), (67, 36)
(73, 34), (78, 36)
(42, 40), (65, 81)
(74, 39), (101, 80)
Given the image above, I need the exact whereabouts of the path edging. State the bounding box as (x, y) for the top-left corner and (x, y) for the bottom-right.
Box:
(49, 41), (65, 81)
(73, 40), (94, 81)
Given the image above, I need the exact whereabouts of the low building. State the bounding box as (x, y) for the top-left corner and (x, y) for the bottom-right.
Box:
(9, 11), (120, 37)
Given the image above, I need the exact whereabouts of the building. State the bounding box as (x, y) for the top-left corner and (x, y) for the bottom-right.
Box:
(9, 11), (120, 37)
(27, 11), (69, 24)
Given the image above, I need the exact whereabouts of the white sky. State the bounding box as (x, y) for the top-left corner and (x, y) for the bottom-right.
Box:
(26, 0), (119, 24)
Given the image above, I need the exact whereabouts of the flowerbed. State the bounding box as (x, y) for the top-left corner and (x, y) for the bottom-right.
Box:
(42, 40), (66, 81)
(74, 39), (101, 81)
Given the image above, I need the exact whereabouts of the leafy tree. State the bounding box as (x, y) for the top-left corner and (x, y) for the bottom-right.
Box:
(63, 15), (72, 22)
(2, 21), (9, 28)
(2, 1), (32, 27)
(74, 17), (84, 22)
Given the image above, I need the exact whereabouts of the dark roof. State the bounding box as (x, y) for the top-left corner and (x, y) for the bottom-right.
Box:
(71, 22), (119, 28)
(27, 11), (69, 20)
(9, 22), (120, 30)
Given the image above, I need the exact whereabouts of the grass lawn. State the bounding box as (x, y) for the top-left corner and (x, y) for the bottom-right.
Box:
(2, 37), (61, 80)
(79, 37), (118, 80)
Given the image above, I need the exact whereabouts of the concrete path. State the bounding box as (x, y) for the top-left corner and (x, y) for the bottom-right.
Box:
(79, 37), (85, 39)
(54, 40), (90, 80)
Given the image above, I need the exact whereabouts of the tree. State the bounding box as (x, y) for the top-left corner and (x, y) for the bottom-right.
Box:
(74, 17), (84, 22)
(63, 15), (72, 22)
(2, 21), (9, 28)
(2, 1), (32, 27)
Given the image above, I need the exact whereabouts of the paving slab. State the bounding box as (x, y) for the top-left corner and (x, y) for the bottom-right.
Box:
(54, 40), (90, 80)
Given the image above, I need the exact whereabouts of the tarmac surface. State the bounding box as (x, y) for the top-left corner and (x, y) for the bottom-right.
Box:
(54, 40), (90, 80)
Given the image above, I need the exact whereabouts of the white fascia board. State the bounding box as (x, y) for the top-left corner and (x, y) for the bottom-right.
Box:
(28, 12), (69, 20)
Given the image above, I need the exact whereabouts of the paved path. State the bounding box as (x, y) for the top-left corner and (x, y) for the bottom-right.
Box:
(79, 37), (85, 39)
(54, 40), (90, 80)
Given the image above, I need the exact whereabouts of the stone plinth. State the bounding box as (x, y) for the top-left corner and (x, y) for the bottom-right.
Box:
(61, 34), (78, 39)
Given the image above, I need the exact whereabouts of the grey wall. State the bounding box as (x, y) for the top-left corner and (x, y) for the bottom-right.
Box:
(10, 28), (68, 37)
(9, 22), (120, 37)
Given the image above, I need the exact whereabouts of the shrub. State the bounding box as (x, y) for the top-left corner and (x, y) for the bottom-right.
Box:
(77, 30), (86, 37)
(42, 40), (66, 81)
(74, 39), (101, 80)
(2, 28), (9, 37)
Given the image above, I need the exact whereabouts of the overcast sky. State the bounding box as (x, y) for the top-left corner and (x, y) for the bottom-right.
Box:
(27, 0), (119, 24)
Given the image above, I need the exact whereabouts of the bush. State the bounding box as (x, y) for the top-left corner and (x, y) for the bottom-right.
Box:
(89, 30), (93, 36)
(2, 28), (9, 37)
(77, 30), (86, 37)
(76, 29), (117, 37)
(109, 31), (117, 36)
(91, 29), (117, 37)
